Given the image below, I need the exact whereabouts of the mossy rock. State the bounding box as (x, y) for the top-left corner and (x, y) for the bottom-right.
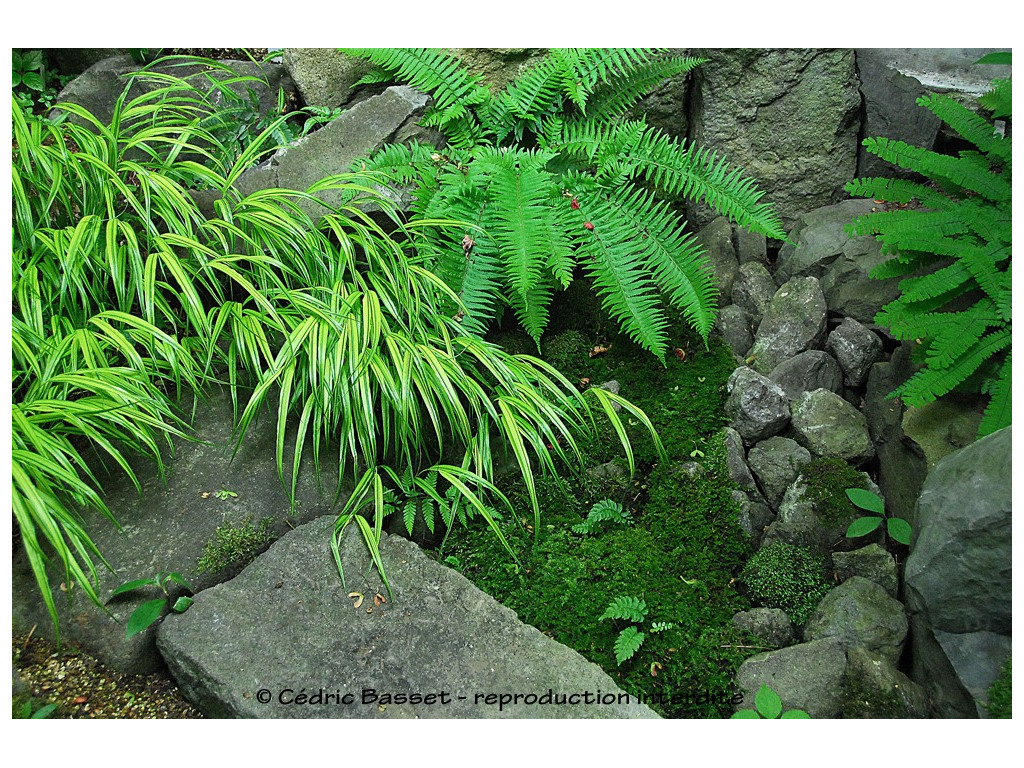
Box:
(740, 540), (832, 626)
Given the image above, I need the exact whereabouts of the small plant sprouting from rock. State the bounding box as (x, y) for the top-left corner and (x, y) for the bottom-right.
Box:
(572, 499), (632, 535)
(845, 488), (912, 546)
(107, 572), (195, 639)
(731, 684), (810, 719)
(196, 517), (275, 575)
(598, 596), (676, 666)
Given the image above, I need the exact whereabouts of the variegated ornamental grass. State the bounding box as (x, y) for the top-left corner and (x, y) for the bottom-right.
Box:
(12, 58), (658, 638)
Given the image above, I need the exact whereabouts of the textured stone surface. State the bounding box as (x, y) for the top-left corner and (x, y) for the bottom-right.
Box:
(905, 427), (1011, 636)
(689, 48), (860, 229)
(712, 305), (753, 358)
(733, 490), (774, 548)
(56, 55), (297, 130)
(731, 261), (776, 330)
(724, 367), (791, 446)
(11, 387), (341, 674)
(804, 577), (908, 665)
(790, 388), (875, 465)
(732, 608), (794, 649)
(282, 48), (373, 107)
(748, 277), (828, 374)
(901, 399), (984, 471)
(734, 638), (848, 718)
(695, 217), (739, 299)
(157, 516), (657, 719)
(454, 48), (548, 91)
(722, 427), (758, 495)
(734, 226), (768, 266)
(768, 350), (843, 402)
(854, 49), (943, 179)
(842, 647), (929, 718)
(826, 317), (884, 388)
(832, 544), (899, 598)
(746, 437), (812, 510)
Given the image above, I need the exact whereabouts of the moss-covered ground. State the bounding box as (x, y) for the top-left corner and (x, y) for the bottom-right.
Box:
(434, 293), (759, 717)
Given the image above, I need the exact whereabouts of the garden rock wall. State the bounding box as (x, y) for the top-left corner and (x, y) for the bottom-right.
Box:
(11, 387), (342, 675)
(157, 515), (658, 719)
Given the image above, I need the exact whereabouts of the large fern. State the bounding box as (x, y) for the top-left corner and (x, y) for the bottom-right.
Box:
(343, 48), (787, 359)
(845, 55), (1011, 437)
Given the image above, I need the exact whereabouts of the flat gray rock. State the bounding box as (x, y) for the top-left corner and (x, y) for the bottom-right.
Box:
(734, 637), (848, 718)
(157, 516), (658, 719)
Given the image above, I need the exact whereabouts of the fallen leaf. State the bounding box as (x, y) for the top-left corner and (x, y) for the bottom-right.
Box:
(589, 344), (611, 358)
(200, 492), (210, 499)
(374, 593), (386, 606)
(348, 591), (364, 609)
(673, 348), (686, 361)
(650, 662), (663, 677)
(73, 695), (88, 704)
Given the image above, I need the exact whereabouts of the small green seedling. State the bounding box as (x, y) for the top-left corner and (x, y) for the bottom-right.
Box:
(213, 489), (238, 500)
(16, 699), (58, 719)
(108, 572), (195, 638)
(598, 596), (676, 666)
(731, 684), (811, 719)
(844, 488), (912, 546)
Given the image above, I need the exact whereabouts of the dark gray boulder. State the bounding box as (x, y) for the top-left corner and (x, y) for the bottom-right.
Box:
(733, 637), (848, 718)
(733, 490), (775, 549)
(790, 388), (875, 465)
(826, 317), (884, 388)
(842, 647), (929, 718)
(712, 305), (754, 359)
(722, 427), (758, 495)
(748, 277), (828, 375)
(731, 261), (776, 330)
(854, 49), (942, 179)
(11, 387), (342, 675)
(281, 48), (374, 108)
(768, 350), (844, 402)
(157, 516), (658, 719)
(732, 608), (794, 649)
(688, 49), (861, 229)
(804, 577), (908, 666)
(55, 55), (297, 131)
(746, 437), (812, 510)
(831, 544), (899, 598)
(734, 226), (769, 266)
(724, 367), (791, 446)
(775, 200), (876, 285)
(695, 217), (740, 299)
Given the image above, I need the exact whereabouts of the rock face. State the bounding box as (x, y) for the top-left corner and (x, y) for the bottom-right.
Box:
(775, 200), (876, 284)
(903, 427), (1011, 717)
(746, 437), (812, 510)
(804, 577), (908, 666)
(227, 86), (436, 224)
(768, 351), (843, 402)
(724, 367), (791, 445)
(731, 261), (776, 330)
(790, 389), (875, 465)
(832, 544), (899, 598)
(11, 387), (342, 675)
(56, 55), (297, 130)
(842, 647), (929, 719)
(454, 48), (548, 91)
(826, 317), (883, 388)
(748, 277), (828, 374)
(695, 217), (739, 299)
(281, 48), (374, 108)
(713, 305), (753, 358)
(689, 48), (861, 229)
(854, 49), (942, 179)
(732, 608), (794, 649)
(157, 516), (657, 719)
(733, 637), (848, 718)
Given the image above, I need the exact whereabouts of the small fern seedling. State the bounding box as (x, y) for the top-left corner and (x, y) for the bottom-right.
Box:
(598, 596), (670, 666)
(572, 498), (632, 535)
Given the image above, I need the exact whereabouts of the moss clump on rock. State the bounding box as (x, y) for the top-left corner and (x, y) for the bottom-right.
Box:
(740, 541), (832, 626)
(798, 456), (871, 526)
(196, 517), (275, 575)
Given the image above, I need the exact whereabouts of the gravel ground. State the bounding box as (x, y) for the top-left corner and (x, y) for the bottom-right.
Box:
(12, 631), (202, 719)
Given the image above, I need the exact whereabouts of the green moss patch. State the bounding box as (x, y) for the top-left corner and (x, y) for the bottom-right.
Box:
(986, 655), (1011, 718)
(739, 541), (832, 626)
(196, 517), (275, 575)
(799, 457), (871, 526)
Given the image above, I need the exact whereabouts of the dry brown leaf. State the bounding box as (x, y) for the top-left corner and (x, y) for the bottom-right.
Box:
(348, 591), (364, 609)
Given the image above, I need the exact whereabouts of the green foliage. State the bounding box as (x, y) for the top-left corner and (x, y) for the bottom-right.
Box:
(13, 696), (59, 719)
(342, 47), (786, 358)
(12, 59), (654, 639)
(599, 596), (679, 665)
(12, 49), (72, 115)
(985, 655), (1011, 718)
(845, 488), (912, 547)
(845, 57), (1012, 437)
(573, 498), (632, 534)
(798, 457), (870, 526)
(740, 541), (832, 626)
(599, 595), (648, 623)
(107, 572), (194, 638)
(196, 517), (275, 575)
(731, 684), (811, 719)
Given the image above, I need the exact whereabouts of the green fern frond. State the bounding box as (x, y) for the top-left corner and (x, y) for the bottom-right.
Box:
(621, 124), (787, 239)
(613, 626), (646, 665)
(339, 48), (490, 147)
(895, 329), (1011, 407)
(916, 94), (1011, 165)
(861, 137), (1011, 202)
(583, 54), (705, 124)
(978, 353), (1011, 436)
(487, 57), (562, 142)
(599, 595), (648, 623)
